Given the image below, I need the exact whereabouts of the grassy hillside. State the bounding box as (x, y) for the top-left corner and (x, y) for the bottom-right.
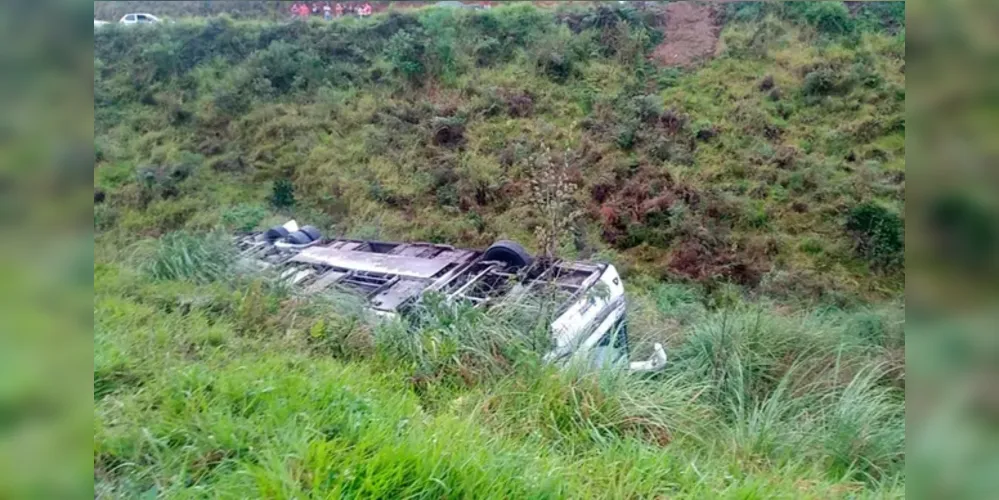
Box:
(94, 2), (905, 497)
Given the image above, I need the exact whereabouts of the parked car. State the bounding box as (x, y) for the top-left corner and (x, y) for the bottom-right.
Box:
(94, 20), (110, 28)
(119, 13), (161, 25)
(236, 220), (668, 373)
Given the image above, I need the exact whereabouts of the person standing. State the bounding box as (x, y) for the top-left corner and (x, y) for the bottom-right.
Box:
(335, 2), (344, 17)
(323, 2), (332, 20)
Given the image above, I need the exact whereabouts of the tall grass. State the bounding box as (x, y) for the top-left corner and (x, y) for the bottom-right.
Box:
(663, 305), (904, 484)
(96, 249), (905, 497)
(131, 230), (237, 283)
(373, 293), (553, 396)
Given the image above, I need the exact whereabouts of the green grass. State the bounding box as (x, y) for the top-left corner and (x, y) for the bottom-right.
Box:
(94, 2), (904, 301)
(95, 263), (904, 498)
(94, 3), (905, 497)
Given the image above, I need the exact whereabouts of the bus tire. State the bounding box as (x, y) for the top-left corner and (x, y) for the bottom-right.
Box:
(285, 230), (312, 245)
(264, 226), (290, 242)
(483, 240), (533, 269)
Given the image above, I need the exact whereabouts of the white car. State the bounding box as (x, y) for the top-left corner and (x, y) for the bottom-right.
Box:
(119, 13), (161, 25)
(94, 20), (110, 28)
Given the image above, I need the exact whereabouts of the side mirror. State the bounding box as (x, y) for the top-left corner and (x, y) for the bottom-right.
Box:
(629, 342), (667, 373)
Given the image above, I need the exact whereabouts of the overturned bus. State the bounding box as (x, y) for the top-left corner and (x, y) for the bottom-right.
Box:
(236, 221), (667, 373)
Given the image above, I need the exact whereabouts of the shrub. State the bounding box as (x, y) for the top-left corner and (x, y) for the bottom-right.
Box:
(615, 122), (638, 150)
(854, 2), (905, 33)
(244, 40), (321, 94)
(845, 202), (903, 271)
(210, 69), (252, 120)
(693, 119), (718, 141)
(802, 2), (854, 35)
(632, 94), (664, 123)
(801, 66), (855, 103)
(656, 67), (682, 89)
(802, 68), (837, 96)
(270, 178), (296, 209)
(136, 161), (197, 201)
(95, 203), (118, 232)
(385, 30), (426, 82)
(537, 50), (574, 83)
(722, 2), (765, 23)
(430, 116), (466, 148)
(473, 36), (502, 67)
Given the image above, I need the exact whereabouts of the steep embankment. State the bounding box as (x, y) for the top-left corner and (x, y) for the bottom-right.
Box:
(95, 2), (904, 302)
(94, 3), (905, 498)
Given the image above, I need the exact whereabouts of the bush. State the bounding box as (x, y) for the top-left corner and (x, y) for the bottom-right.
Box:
(136, 160), (197, 201)
(95, 204), (118, 232)
(615, 121), (638, 150)
(537, 50), (575, 83)
(210, 69), (252, 120)
(473, 36), (503, 67)
(632, 94), (664, 123)
(845, 202), (903, 271)
(385, 30), (426, 82)
(270, 178), (296, 209)
(854, 2), (905, 33)
(801, 67), (855, 103)
(802, 2), (854, 35)
(244, 40), (321, 94)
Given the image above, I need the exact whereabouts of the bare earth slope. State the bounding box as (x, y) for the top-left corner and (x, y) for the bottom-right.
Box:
(652, 1), (720, 67)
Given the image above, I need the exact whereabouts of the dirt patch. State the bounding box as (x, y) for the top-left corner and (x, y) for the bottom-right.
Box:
(667, 238), (768, 287)
(651, 2), (721, 67)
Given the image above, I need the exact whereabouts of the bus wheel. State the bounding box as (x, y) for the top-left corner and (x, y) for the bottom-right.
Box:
(483, 240), (533, 269)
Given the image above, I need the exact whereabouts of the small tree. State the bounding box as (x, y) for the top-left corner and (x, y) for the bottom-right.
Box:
(270, 178), (295, 209)
(528, 143), (581, 261)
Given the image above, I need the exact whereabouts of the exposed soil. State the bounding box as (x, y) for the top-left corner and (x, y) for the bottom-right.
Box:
(651, 1), (721, 67)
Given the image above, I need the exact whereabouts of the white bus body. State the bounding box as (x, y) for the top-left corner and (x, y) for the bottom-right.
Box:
(237, 221), (666, 373)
